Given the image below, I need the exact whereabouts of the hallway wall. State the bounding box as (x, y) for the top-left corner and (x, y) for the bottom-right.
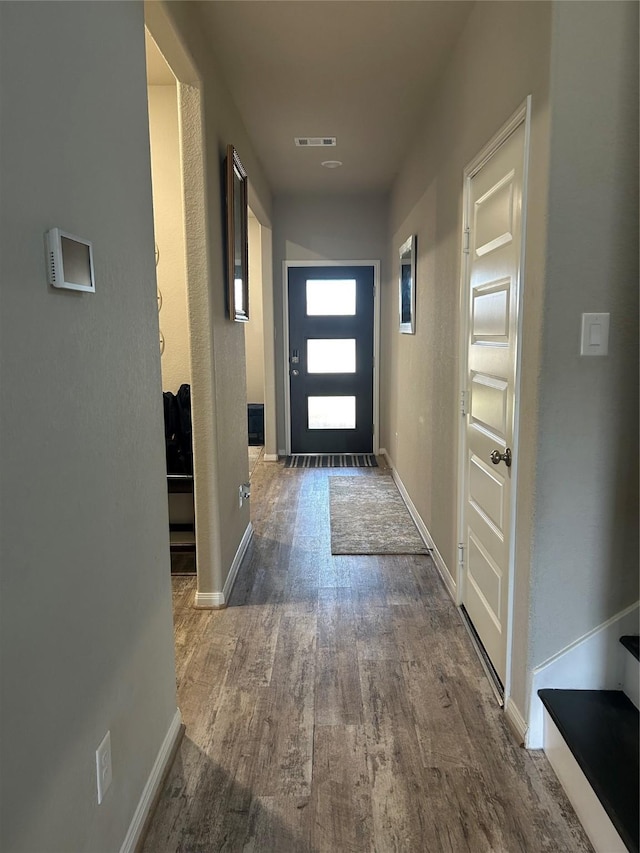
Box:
(384, 0), (639, 723)
(272, 193), (388, 453)
(383, 0), (553, 714)
(528, 0), (639, 673)
(0, 3), (177, 851)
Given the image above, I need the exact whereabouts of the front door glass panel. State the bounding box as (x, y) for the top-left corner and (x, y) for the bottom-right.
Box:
(308, 396), (356, 430)
(306, 279), (356, 315)
(307, 339), (356, 373)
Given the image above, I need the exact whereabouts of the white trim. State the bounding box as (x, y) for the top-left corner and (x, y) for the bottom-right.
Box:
(119, 709), (182, 853)
(504, 95), (532, 714)
(542, 709), (627, 853)
(527, 601), (639, 748)
(382, 449), (457, 602)
(222, 522), (253, 602)
(263, 453), (278, 462)
(623, 641), (639, 710)
(372, 264), (380, 455)
(456, 97), (532, 702)
(282, 260), (381, 457)
(282, 261), (291, 456)
(195, 523), (253, 608)
(504, 696), (528, 745)
(194, 591), (226, 608)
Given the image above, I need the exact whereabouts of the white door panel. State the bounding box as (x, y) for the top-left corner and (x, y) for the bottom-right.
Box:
(461, 121), (526, 685)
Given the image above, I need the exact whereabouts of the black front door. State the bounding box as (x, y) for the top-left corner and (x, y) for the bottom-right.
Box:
(288, 265), (374, 454)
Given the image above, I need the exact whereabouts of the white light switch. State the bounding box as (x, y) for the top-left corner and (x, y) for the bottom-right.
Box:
(581, 313), (609, 356)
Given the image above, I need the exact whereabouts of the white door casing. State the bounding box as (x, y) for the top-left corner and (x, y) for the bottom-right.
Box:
(458, 100), (530, 688)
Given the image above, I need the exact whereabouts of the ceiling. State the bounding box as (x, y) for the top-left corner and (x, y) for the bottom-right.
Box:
(195, 1), (474, 195)
(146, 3), (474, 194)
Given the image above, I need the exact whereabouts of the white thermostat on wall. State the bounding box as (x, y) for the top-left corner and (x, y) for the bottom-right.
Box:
(45, 227), (95, 292)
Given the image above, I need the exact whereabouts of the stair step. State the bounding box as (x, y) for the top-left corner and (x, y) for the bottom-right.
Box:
(620, 635), (640, 662)
(538, 689), (639, 853)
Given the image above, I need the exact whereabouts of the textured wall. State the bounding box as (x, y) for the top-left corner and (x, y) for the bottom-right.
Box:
(0, 3), (177, 850)
(148, 84), (191, 394)
(528, 0), (639, 671)
(385, 0), (553, 713)
(272, 193), (389, 453)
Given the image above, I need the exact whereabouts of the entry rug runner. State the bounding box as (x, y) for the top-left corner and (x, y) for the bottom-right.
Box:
(285, 454), (378, 469)
(329, 475), (429, 555)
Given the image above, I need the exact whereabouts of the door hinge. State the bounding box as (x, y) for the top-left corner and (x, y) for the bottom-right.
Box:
(372, 423), (375, 434)
(458, 543), (465, 567)
(463, 227), (470, 254)
(460, 389), (468, 417)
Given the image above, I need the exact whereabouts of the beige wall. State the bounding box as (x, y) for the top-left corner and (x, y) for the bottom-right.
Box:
(0, 3), (177, 851)
(148, 84), (191, 393)
(384, 0), (639, 720)
(528, 0), (639, 671)
(245, 213), (265, 404)
(384, 0), (553, 713)
(147, 1), (273, 592)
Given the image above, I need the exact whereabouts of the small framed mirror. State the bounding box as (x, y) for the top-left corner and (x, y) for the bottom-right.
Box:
(399, 235), (416, 334)
(225, 144), (249, 322)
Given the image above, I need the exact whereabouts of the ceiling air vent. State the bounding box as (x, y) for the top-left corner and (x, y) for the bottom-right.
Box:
(294, 137), (336, 147)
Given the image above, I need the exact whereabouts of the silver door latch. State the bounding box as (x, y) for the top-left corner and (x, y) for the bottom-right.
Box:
(490, 448), (512, 467)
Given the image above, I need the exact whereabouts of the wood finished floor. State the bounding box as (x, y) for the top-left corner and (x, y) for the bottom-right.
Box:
(143, 460), (593, 853)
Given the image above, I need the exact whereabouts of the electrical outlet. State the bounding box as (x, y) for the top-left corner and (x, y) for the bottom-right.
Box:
(96, 731), (112, 804)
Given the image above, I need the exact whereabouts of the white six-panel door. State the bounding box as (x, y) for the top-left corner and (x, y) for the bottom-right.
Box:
(461, 117), (527, 686)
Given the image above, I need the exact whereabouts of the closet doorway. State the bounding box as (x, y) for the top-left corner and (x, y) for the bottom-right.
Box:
(245, 209), (265, 478)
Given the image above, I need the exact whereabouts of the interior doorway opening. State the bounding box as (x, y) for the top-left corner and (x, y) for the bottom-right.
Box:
(245, 208), (265, 476)
(145, 28), (196, 576)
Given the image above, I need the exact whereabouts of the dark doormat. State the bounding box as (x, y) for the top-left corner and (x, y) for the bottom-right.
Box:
(284, 454), (378, 469)
(170, 551), (196, 575)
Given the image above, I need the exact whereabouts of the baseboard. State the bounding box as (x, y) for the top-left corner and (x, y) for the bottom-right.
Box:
(504, 696), (528, 746)
(542, 709), (627, 853)
(263, 453), (278, 462)
(527, 601), (639, 748)
(194, 591), (226, 608)
(194, 523), (253, 609)
(222, 522), (253, 602)
(119, 709), (183, 853)
(383, 451), (457, 602)
(623, 643), (639, 710)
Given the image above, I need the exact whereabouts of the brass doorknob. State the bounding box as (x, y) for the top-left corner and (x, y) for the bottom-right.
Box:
(490, 448), (512, 467)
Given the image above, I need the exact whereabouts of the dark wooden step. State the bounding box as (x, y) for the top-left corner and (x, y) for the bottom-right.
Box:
(538, 689), (639, 853)
(621, 635), (640, 662)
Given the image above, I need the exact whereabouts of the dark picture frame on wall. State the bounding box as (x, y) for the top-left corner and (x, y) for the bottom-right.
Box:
(225, 144), (249, 322)
(399, 234), (416, 334)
